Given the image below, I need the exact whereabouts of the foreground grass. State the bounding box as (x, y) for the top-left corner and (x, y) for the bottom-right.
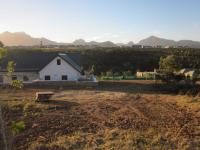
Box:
(29, 128), (195, 150)
(0, 83), (199, 150)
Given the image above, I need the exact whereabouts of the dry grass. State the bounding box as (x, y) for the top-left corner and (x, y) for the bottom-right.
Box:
(0, 81), (199, 150)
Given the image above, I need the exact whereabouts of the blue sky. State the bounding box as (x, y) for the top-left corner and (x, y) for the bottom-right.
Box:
(0, 0), (200, 43)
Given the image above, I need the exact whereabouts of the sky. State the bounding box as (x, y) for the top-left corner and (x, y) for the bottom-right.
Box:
(0, 0), (200, 43)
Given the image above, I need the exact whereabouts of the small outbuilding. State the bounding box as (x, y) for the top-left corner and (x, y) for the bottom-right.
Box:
(178, 68), (197, 79)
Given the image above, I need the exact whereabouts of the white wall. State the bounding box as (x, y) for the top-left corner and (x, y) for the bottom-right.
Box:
(39, 56), (81, 81)
(0, 72), (39, 84)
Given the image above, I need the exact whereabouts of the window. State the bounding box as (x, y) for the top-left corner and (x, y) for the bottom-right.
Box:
(12, 75), (17, 80)
(23, 76), (29, 81)
(62, 75), (68, 80)
(57, 59), (61, 65)
(45, 75), (51, 80)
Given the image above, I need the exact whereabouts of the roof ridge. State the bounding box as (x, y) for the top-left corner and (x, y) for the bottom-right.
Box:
(58, 53), (82, 73)
(0, 52), (81, 72)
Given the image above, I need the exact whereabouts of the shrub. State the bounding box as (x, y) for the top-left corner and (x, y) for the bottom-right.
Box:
(123, 70), (132, 77)
(10, 80), (23, 89)
(11, 121), (26, 135)
(106, 71), (113, 76)
(23, 103), (33, 116)
(113, 72), (121, 76)
(100, 72), (106, 76)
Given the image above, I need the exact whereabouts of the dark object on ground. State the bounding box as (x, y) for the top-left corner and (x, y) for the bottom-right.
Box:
(35, 92), (54, 102)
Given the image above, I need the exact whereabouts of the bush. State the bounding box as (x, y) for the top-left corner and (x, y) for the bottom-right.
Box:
(10, 80), (23, 89)
(101, 72), (106, 76)
(23, 103), (33, 116)
(106, 71), (113, 76)
(113, 72), (121, 76)
(11, 121), (26, 135)
(122, 70), (132, 77)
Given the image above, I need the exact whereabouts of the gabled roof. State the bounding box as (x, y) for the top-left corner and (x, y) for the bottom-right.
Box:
(58, 53), (82, 72)
(0, 51), (82, 72)
(179, 68), (195, 74)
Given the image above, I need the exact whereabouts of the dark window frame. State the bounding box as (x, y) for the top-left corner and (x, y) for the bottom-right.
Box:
(57, 59), (61, 65)
(23, 75), (29, 81)
(12, 75), (17, 81)
(44, 75), (51, 80)
(62, 75), (68, 80)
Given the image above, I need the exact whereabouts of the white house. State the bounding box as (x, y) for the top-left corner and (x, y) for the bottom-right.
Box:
(178, 68), (197, 79)
(0, 52), (83, 84)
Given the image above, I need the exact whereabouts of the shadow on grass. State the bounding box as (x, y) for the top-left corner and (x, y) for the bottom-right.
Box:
(22, 80), (200, 95)
(39, 100), (79, 110)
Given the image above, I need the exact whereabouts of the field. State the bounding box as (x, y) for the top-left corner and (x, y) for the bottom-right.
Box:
(0, 81), (200, 150)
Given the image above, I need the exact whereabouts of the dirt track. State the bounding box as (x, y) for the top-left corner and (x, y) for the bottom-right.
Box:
(0, 81), (200, 149)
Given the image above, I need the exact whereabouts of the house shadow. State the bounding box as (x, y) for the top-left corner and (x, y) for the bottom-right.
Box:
(93, 81), (200, 96)
(97, 83), (171, 95)
(57, 81), (174, 95)
(28, 81), (200, 95)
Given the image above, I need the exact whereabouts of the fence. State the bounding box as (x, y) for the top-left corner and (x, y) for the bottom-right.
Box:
(100, 76), (155, 80)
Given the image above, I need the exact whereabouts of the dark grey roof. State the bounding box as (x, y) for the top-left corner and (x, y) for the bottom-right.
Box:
(0, 51), (82, 72)
(58, 53), (82, 72)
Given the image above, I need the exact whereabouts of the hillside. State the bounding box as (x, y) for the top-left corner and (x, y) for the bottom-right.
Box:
(0, 32), (117, 47)
(73, 39), (117, 47)
(1, 31), (200, 48)
(138, 36), (176, 47)
(0, 32), (57, 46)
(138, 36), (200, 48)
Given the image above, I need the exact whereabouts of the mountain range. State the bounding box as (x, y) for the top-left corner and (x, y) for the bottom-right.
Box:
(0, 32), (57, 46)
(138, 36), (200, 48)
(1, 31), (200, 48)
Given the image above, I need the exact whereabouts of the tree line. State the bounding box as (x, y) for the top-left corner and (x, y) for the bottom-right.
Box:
(3, 45), (200, 76)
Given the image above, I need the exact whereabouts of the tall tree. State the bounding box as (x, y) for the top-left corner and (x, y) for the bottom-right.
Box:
(159, 55), (178, 72)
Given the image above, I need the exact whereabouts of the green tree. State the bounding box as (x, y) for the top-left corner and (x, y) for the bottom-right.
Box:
(158, 50), (200, 84)
(158, 55), (184, 83)
(7, 61), (23, 89)
(7, 61), (15, 74)
(159, 55), (178, 72)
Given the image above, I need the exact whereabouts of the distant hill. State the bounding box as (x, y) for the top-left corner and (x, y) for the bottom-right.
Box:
(72, 39), (117, 47)
(0, 31), (57, 46)
(98, 41), (117, 47)
(138, 36), (176, 47)
(0, 32), (117, 47)
(73, 39), (87, 46)
(138, 36), (200, 48)
(176, 40), (200, 48)
(1, 31), (200, 48)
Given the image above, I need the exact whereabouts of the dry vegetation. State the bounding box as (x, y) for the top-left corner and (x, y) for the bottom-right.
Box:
(0, 81), (200, 150)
